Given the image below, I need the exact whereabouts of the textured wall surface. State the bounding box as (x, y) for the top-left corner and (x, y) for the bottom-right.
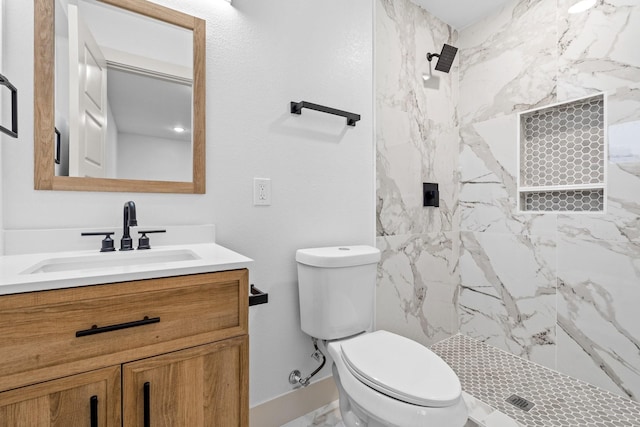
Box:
(1, 0), (374, 407)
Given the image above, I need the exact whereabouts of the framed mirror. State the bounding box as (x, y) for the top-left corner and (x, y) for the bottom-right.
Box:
(34, 0), (206, 193)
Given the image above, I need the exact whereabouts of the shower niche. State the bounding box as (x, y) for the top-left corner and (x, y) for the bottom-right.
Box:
(517, 94), (606, 213)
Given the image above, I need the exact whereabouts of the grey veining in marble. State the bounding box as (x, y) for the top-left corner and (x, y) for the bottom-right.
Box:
(459, 230), (557, 368)
(377, 232), (459, 346)
(375, 0), (459, 347)
(458, 0), (557, 125)
(376, 0), (640, 404)
(454, 0), (640, 402)
(557, 0), (640, 101)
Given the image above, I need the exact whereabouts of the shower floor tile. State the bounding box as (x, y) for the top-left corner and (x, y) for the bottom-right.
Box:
(431, 334), (640, 427)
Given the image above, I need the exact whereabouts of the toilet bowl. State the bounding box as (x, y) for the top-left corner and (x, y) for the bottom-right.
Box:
(295, 246), (467, 426)
(327, 330), (467, 427)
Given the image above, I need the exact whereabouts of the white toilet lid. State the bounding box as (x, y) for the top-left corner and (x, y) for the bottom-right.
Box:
(340, 330), (462, 407)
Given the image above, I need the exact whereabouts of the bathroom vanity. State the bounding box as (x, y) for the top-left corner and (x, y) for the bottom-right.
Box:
(0, 244), (251, 426)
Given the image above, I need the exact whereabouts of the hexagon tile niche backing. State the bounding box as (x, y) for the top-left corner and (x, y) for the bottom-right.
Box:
(518, 94), (605, 212)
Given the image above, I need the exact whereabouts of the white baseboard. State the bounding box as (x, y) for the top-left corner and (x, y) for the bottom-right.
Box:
(250, 377), (338, 427)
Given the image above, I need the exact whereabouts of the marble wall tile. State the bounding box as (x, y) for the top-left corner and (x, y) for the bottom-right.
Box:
(459, 231), (557, 369)
(557, 162), (640, 243)
(377, 0), (640, 404)
(556, 233), (640, 400)
(375, 0), (460, 348)
(456, 0), (640, 403)
(458, 0), (557, 125)
(608, 83), (640, 126)
(376, 0), (459, 237)
(376, 232), (459, 346)
(557, 0), (640, 101)
(459, 115), (557, 236)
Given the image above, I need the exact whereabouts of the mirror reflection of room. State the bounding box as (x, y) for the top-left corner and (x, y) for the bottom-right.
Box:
(54, 0), (193, 181)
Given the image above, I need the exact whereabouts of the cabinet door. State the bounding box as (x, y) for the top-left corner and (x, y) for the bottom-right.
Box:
(0, 366), (120, 427)
(123, 335), (248, 427)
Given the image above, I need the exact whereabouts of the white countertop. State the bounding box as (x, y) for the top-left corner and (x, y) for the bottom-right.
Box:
(0, 243), (253, 295)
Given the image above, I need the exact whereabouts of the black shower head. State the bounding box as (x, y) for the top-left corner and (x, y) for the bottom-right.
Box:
(427, 44), (458, 73)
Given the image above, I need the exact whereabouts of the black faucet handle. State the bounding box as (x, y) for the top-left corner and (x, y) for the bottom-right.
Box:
(137, 230), (167, 250)
(81, 232), (116, 252)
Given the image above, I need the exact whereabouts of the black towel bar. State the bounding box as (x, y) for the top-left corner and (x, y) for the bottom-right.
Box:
(290, 101), (360, 127)
(249, 284), (268, 306)
(0, 73), (18, 138)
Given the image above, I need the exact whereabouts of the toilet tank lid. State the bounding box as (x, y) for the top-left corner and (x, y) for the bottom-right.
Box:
(296, 246), (381, 268)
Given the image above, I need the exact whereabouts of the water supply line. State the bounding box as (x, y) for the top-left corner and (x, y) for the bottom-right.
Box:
(289, 337), (326, 387)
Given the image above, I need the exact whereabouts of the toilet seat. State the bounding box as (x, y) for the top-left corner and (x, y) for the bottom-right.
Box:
(339, 330), (462, 407)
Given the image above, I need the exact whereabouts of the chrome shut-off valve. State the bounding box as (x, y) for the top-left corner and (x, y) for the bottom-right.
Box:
(288, 337), (326, 388)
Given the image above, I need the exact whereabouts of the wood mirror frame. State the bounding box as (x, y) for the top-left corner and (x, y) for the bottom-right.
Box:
(34, 0), (206, 193)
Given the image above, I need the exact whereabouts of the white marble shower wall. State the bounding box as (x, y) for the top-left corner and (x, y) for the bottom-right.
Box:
(375, 0), (460, 347)
(458, 0), (640, 402)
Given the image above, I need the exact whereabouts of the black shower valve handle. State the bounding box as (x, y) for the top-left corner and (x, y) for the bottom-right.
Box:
(81, 232), (116, 252)
(137, 230), (167, 250)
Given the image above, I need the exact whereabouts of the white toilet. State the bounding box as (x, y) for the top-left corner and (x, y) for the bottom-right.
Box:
(296, 245), (467, 427)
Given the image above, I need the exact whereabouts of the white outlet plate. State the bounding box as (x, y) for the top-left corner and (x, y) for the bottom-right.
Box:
(253, 178), (271, 206)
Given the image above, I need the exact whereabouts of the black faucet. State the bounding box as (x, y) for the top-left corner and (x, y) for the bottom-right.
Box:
(120, 201), (138, 251)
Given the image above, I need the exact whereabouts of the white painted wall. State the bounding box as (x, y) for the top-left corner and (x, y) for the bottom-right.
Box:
(203, 0), (375, 405)
(1, 0), (374, 407)
(117, 132), (190, 181)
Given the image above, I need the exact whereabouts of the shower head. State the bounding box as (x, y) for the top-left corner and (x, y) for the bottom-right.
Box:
(426, 44), (458, 73)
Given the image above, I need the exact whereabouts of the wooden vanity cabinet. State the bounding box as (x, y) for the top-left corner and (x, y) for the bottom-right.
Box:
(0, 269), (249, 427)
(123, 336), (248, 427)
(0, 366), (121, 427)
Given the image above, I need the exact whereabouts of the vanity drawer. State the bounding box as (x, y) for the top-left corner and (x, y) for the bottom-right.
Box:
(0, 269), (248, 392)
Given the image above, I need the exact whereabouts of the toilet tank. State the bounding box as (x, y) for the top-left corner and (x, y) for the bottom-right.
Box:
(296, 246), (381, 340)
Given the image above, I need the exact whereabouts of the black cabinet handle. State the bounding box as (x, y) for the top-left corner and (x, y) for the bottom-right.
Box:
(75, 316), (160, 337)
(0, 73), (18, 138)
(90, 395), (98, 427)
(144, 382), (151, 427)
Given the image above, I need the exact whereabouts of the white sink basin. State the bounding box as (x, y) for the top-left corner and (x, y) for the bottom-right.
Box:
(22, 249), (200, 274)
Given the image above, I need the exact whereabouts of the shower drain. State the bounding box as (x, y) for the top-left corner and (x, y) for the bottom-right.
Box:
(506, 394), (535, 412)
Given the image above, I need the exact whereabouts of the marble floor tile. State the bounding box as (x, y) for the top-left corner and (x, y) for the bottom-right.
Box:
(280, 400), (341, 427)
